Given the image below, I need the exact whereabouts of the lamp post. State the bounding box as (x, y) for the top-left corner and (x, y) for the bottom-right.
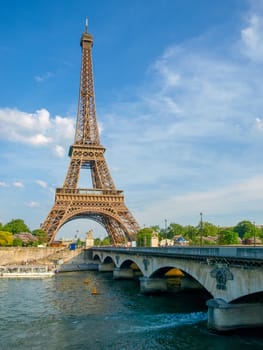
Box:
(164, 219), (167, 246)
(200, 212), (203, 246)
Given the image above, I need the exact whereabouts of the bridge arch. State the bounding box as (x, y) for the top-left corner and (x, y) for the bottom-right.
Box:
(149, 263), (210, 295)
(103, 256), (115, 265)
(119, 259), (143, 277)
(119, 259), (140, 270)
(150, 266), (184, 278)
(93, 253), (101, 262)
(118, 257), (147, 275)
(233, 291), (263, 304)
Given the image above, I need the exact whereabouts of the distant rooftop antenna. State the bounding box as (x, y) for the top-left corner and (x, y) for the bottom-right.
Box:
(85, 17), (88, 33)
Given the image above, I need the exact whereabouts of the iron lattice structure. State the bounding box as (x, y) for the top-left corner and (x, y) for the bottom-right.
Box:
(41, 24), (140, 244)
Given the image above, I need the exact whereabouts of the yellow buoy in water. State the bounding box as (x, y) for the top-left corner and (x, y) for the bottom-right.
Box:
(92, 286), (98, 295)
(84, 278), (90, 284)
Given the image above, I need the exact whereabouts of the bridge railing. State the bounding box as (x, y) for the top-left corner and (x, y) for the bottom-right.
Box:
(90, 246), (263, 260)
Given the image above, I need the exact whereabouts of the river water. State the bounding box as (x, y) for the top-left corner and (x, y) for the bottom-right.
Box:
(0, 271), (262, 350)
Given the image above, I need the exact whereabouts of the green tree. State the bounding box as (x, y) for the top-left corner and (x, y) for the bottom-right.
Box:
(76, 238), (85, 247)
(13, 237), (23, 246)
(3, 219), (30, 234)
(101, 236), (111, 246)
(195, 221), (219, 245)
(0, 231), (13, 246)
(184, 225), (198, 243)
(32, 229), (48, 244)
(202, 222), (218, 236)
(196, 221), (218, 237)
(150, 225), (160, 232)
(94, 238), (102, 246)
(168, 223), (185, 238)
(218, 229), (239, 245)
(257, 227), (263, 240)
(233, 220), (255, 239)
(242, 226), (261, 241)
(136, 228), (153, 247)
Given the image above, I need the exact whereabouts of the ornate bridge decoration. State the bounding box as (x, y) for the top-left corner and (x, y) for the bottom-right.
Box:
(210, 265), (234, 290)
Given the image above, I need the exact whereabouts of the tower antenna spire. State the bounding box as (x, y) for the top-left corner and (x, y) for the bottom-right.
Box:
(85, 17), (88, 33)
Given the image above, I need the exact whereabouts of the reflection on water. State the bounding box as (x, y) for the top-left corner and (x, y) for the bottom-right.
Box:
(0, 271), (262, 350)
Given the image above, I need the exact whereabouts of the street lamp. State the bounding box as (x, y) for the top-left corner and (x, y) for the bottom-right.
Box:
(200, 212), (203, 246)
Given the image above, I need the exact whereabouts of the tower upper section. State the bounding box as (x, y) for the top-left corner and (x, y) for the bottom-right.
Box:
(74, 19), (100, 145)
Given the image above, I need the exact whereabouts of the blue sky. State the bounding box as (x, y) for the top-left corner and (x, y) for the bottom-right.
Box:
(1, 0), (263, 238)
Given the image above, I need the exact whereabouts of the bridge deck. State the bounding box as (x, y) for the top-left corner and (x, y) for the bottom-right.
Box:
(91, 246), (263, 266)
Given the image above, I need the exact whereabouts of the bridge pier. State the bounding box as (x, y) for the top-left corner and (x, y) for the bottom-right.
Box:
(98, 262), (115, 272)
(207, 298), (263, 332)
(139, 277), (167, 294)
(113, 267), (134, 279)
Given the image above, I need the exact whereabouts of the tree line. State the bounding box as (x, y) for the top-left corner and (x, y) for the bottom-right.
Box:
(135, 220), (263, 246)
(0, 218), (262, 247)
(0, 219), (47, 246)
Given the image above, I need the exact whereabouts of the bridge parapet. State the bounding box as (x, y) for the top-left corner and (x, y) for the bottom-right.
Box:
(91, 245), (263, 256)
(91, 246), (263, 267)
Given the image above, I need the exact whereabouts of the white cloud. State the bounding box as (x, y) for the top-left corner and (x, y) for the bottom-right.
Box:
(27, 134), (51, 145)
(104, 38), (262, 156)
(13, 181), (24, 188)
(26, 201), (40, 208)
(54, 145), (66, 158)
(137, 176), (263, 226)
(35, 180), (48, 188)
(37, 109), (51, 129)
(0, 182), (8, 187)
(99, 6), (263, 228)
(153, 55), (181, 88)
(0, 108), (51, 131)
(34, 71), (54, 83)
(53, 115), (75, 140)
(98, 121), (104, 135)
(241, 14), (263, 62)
(255, 117), (263, 131)
(0, 108), (74, 156)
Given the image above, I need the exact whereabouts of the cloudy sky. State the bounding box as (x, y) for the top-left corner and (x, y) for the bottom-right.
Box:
(1, 0), (263, 238)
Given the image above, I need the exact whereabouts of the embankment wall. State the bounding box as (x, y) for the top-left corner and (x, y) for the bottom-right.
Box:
(0, 247), (63, 265)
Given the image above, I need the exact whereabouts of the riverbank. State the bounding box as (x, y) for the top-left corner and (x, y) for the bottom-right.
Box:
(0, 246), (98, 272)
(0, 264), (55, 278)
(0, 246), (65, 265)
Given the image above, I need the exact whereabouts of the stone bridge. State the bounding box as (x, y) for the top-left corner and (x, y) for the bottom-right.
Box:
(90, 246), (263, 332)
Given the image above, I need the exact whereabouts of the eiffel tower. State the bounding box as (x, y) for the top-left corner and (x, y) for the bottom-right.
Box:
(41, 20), (140, 244)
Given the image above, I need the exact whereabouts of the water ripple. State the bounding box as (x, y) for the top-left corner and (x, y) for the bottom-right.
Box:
(0, 272), (262, 350)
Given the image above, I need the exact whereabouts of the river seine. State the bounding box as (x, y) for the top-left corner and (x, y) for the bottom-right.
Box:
(0, 271), (262, 349)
